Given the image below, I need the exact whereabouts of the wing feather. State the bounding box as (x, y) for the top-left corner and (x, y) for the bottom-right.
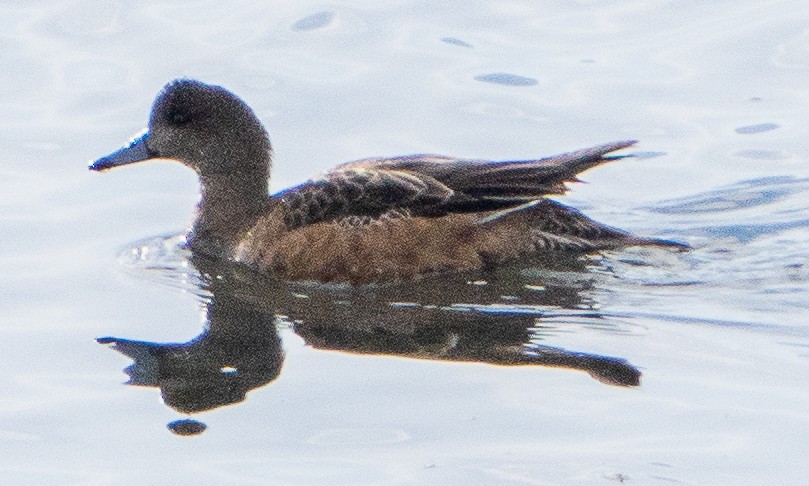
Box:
(274, 141), (637, 229)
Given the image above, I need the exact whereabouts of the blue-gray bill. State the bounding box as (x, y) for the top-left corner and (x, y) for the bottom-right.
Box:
(89, 130), (152, 171)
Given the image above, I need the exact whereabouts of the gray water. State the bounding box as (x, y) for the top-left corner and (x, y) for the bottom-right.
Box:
(2, 1), (808, 484)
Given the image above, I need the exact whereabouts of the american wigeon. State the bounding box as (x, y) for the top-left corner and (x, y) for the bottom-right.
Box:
(90, 79), (686, 284)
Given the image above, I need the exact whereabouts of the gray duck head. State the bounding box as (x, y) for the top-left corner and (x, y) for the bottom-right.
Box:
(90, 79), (272, 181)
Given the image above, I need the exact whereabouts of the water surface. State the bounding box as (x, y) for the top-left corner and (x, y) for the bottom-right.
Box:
(1, 1), (808, 484)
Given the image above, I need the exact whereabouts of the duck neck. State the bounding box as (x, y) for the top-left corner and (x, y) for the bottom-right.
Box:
(188, 172), (269, 258)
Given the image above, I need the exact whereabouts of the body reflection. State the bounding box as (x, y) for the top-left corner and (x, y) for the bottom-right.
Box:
(101, 251), (640, 431)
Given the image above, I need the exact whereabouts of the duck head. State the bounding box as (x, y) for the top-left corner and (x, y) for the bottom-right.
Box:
(89, 79), (272, 181)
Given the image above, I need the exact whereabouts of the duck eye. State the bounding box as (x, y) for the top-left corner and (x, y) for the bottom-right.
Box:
(167, 108), (194, 125)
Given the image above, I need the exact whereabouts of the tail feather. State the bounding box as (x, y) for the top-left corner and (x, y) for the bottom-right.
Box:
(417, 140), (638, 199)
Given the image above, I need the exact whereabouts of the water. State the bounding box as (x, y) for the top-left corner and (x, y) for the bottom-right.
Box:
(2, 1), (808, 484)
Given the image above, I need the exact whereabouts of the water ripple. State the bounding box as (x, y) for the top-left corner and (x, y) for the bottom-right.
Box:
(441, 37), (473, 48)
(648, 176), (809, 215)
(735, 122), (780, 134)
(292, 11), (335, 31)
(474, 72), (538, 86)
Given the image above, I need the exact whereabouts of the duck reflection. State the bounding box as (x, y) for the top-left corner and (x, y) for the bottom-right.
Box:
(100, 251), (640, 429)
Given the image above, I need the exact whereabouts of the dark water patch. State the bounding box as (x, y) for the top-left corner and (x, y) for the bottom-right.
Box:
(735, 122), (779, 134)
(292, 11), (334, 31)
(441, 37), (472, 48)
(474, 72), (538, 86)
(167, 419), (207, 436)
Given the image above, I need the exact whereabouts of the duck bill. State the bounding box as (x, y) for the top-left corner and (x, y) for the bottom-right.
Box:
(89, 130), (153, 171)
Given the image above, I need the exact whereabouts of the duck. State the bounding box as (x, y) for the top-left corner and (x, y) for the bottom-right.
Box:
(90, 79), (687, 284)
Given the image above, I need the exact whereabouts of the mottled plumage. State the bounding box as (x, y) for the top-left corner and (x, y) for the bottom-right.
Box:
(90, 79), (687, 285)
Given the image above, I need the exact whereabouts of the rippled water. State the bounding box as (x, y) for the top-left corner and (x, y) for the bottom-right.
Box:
(2, 1), (808, 484)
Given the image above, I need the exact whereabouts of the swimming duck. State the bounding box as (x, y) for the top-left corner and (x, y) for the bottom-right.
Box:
(90, 79), (686, 284)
